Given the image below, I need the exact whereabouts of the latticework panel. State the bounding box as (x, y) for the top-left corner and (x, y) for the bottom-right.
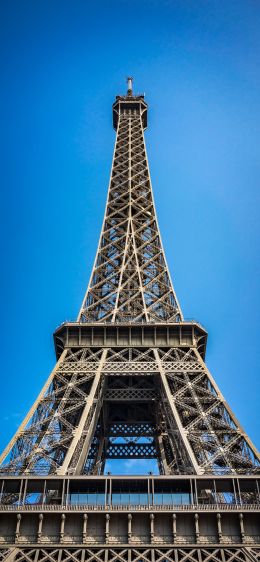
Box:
(2, 547), (260, 562)
(0, 344), (259, 476)
(156, 347), (260, 475)
(79, 112), (181, 323)
(0, 348), (105, 475)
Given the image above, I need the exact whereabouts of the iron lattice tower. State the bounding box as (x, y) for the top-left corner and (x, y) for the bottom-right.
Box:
(0, 78), (259, 562)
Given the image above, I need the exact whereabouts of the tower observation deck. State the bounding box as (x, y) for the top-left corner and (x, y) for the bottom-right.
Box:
(0, 79), (259, 562)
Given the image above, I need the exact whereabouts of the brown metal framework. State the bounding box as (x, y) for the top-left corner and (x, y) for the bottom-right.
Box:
(0, 79), (259, 561)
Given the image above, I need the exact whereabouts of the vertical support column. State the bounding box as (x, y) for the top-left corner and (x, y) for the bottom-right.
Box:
(213, 479), (217, 504)
(217, 513), (222, 542)
(22, 478), (27, 505)
(105, 513), (110, 543)
(0, 479), (4, 504)
(15, 514), (21, 542)
(37, 514), (44, 542)
(60, 514), (66, 542)
(194, 513), (200, 543)
(239, 513), (245, 543)
(256, 479), (260, 503)
(172, 514), (177, 543)
(190, 479), (193, 505)
(42, 480), (47, 505)
(194, 478), (198, 505)
(83, 513), (88, 543)
(128, 514), (132, 543)
(237, 478), (242, 504)
(18, 479), (24, 505)
(109, 477), (112, 507)
(61, 478), (66, 505)
(105, 478), (108, 508)
(150, 513), (155, 543)
(65, 478), (69, 507)
(232, 478), (238, 505)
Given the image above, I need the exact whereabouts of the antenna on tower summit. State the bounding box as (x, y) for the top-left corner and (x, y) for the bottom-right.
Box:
(127, 76), (133, 95)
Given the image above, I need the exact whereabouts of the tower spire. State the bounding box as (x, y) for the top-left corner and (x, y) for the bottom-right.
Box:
(127, 75), (133, 95)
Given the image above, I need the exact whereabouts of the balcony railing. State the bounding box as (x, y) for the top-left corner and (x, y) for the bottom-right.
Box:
(1, 502), (260, 512)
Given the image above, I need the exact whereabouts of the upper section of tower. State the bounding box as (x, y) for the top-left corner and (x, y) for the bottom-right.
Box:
(113, 77), (148, 130)
(78, 78), (182, 323)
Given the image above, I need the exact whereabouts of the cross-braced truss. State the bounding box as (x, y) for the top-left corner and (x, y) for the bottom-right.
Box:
(79, 106), (181, 323)
(0, 345), (259, 475)
(1, 547), (260, 562)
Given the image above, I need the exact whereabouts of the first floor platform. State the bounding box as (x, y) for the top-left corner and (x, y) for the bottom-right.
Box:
(0, 476), (259, 552)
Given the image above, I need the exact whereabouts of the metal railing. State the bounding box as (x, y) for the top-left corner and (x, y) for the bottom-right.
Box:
(1, 502), (260, 512)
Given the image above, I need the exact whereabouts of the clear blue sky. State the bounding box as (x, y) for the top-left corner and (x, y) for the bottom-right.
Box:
(0, 0), (259, 472)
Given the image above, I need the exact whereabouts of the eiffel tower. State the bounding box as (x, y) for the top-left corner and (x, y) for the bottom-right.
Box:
(0, 78), (259, 562)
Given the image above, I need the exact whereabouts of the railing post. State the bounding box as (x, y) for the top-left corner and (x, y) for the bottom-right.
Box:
(83, 513), (88, 543)
(194, 513), (200, 543)
(128, 513), (132, 542)
(150, 513), (154, 543)
(239, 513), (245, 543)
(217, 513), (222, 542)
(172, 513), (177, 543)
(105, 513), (110, 543)
(15, 513), (22, 542)
(38, 513), (44, 542)
(60, 513), (66, 542)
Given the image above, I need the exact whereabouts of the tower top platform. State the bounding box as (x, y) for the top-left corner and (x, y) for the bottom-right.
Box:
(113, 77), (147, 129)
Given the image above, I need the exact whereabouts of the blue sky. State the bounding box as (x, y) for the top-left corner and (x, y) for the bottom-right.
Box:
(0, 0), (259, 473)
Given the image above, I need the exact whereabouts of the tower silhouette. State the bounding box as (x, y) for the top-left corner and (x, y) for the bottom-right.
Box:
(0, 79), (259, 562)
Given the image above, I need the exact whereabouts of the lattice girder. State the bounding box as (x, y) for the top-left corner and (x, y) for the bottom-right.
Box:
(0, 342), (259, 475)
(1, 547), (260, 562)
(79, 109), (181, 323)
